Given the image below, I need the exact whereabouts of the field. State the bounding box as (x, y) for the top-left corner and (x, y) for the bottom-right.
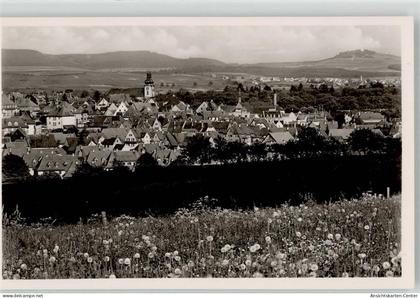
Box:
(2, 68), (231, 93)
(2, 194), (401, 279)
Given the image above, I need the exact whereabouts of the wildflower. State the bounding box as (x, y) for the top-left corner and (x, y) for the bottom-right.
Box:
(364, 225), (370, 230)
(270, 261), (278, 267)
(325, 240), (333, 246)
(118, 230), (123, 236)
(382, 262), (391, 270)
(174, 268), (182, 275)
(362, 263), (371, 271)
(43, 249), (48, 255)
(358, 253), (367, 259)
(265, 236), (272, 244)
(134, 253), (140, 259)
(49, 256), (56, 263)
(165, 252), (171, 258)
(173, 250), (179, 256)
(295, 231), (302, 238)
(342, 272), (349, 277)
(245, 259), (252, 266)
(272, 211), (279, 218)
(109, 274), (116, 278)
(310, 264), (319, 271)
(103, 240), (109, 245)
(174, 255), (181, 262)
(221, 244), (231, 253)
(327, 233), (334, 240)
(222, 259), (229, 266)
(83, 253), (89, 258)
(297, 217), (303, 222)
(20, 264), (27, 270)
(53, 245), (59, 254)
(308, 245), (315, 251)
(240, 263), (246, 270)
(188, 261), (195, 268)
(124, 258), (131, 266)
(118, 258), (124, 265)
(87, 257), (93, 263)
(372, 265), (380, 273)
(335, 233), (342, 241)
(148, 252), (155, 259)
(206, 236), (214, 242)
(386, 270), (394, 277)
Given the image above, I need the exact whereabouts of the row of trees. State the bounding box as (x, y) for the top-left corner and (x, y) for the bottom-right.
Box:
(179, 128), (401, 165)
(2, 128), (400, 183)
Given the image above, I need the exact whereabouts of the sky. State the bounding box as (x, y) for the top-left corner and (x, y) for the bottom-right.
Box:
(2, 25), (401, 63)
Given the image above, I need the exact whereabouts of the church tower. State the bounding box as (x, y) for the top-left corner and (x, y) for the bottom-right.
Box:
(144, 72), (155, 99)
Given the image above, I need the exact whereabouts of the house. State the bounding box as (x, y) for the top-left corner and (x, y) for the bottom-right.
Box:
(113, 151), (139, 171)
(263, 131), (294, 145)
(357, 112), (385, 125)
(105, 103), (118, 116)
(328, 128), (355, 141)
(46, 102), (79, 130)
(37, 155), (80, 178)
(95, 98), (110, 110)
(2, 94), (19, 118)
(114, 102), (129, 116)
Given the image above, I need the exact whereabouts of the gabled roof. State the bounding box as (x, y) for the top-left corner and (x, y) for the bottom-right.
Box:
(266, 131), (294, 144)
(114, 151), (139, 162)
(328, 128), (355, 139)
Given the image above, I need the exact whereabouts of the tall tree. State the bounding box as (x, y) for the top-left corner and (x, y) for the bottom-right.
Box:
(2, 155), (30, 182)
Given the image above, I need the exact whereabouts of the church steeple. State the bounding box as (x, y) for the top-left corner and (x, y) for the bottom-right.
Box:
(144, 72), (155, 99)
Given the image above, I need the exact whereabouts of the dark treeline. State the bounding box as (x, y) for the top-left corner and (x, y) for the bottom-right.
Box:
(179, 128), (401, 165)
(3, 153), (400, 224)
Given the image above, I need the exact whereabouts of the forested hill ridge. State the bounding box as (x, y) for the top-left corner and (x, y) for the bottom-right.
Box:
(2, 49), (400, 77)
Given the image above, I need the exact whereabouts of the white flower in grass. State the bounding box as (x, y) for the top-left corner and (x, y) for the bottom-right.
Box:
(335, 234), (342, 241)
(386, 270), (394, 277)
(109, 274), (116, 278)
(124, 258), (131, 266)
(295, 232), (302, 238)
(83, 253), (89, 258)
(174, 268), (182, 275)
(240, 263), (246, 270)
(327, 233), (334, 240)
(118, 258), (124, 265)
(206, 236), (214, 242)
(383, 262), (391, 270)
(310, 264), (319, 271)
(222, 259), (229, 267)
(53, 245), (59, 254)
(265, 236), (272, 244)
(358, 253), (367, 259)
(49, 256), (56, 263)
(134, 253), (140, 259)
(364, 225), (370, 230)
(342, 272), (349, 277)
(104, 256), (110, 262)
(20, 264), (27, 270)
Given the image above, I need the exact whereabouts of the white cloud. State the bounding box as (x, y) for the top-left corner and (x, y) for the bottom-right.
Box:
(2, 25), (400, 63)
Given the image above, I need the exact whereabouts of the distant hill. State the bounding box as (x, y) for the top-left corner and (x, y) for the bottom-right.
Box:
(2, 49), (226, 70)
(253, 49), (400, 73)
(2, 49), (400, 78)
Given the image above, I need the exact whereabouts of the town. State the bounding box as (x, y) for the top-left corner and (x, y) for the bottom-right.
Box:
(2, 71), (401, 179)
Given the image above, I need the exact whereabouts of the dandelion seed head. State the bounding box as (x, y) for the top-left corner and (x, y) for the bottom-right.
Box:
(382, 262), (391, 270)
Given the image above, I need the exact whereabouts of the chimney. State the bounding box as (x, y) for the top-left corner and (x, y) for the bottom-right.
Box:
(273, 93), (277, 107)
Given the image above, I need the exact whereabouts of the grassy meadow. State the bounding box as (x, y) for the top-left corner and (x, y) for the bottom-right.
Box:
(2, 194), (401, 279)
